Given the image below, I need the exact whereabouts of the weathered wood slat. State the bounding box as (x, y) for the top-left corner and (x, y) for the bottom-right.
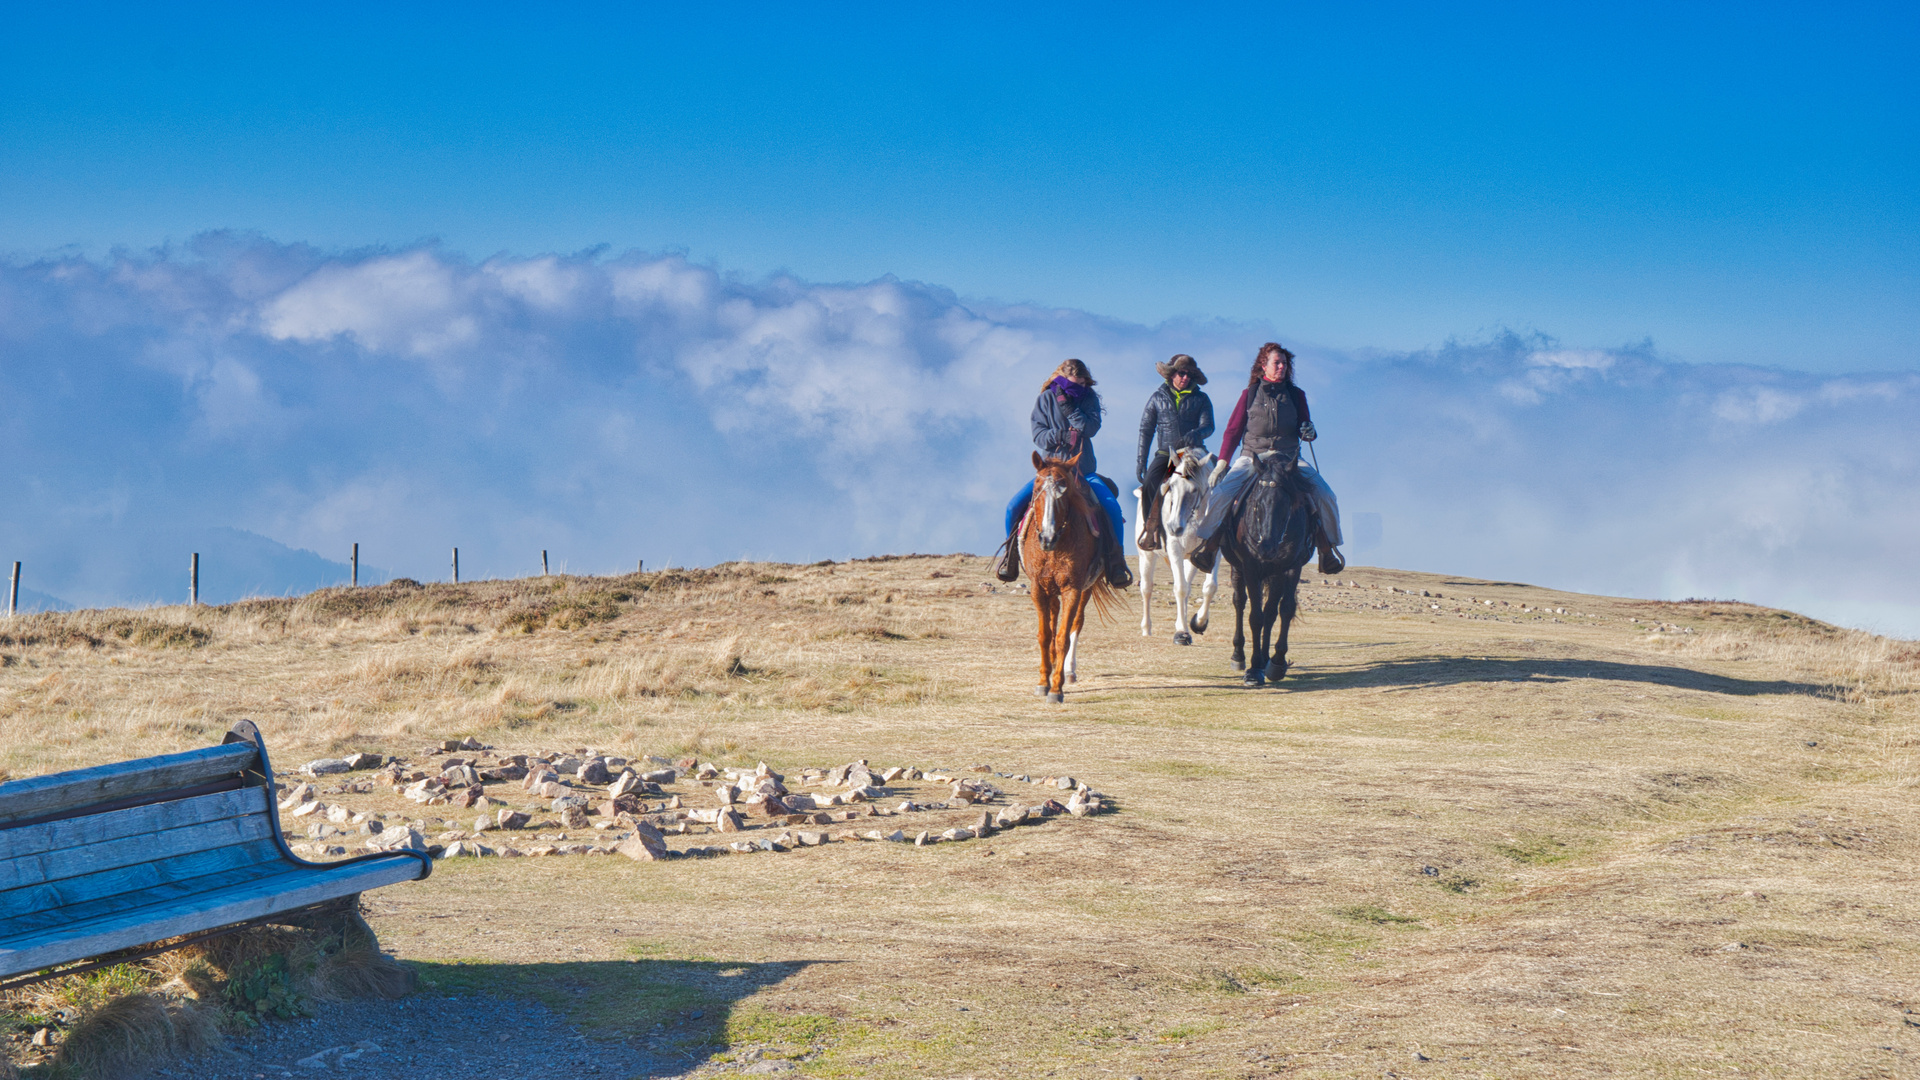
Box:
(0, 855), (423, 979)
(0, 744), (258, 826)
(0, 810), (277, 893)
(0, 858), (307, 940)
(0, 835), (283, 927)
(0, 787), (267, 862)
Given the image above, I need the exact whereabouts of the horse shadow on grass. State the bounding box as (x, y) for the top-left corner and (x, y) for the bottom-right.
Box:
(1275, 655), (1830, 697)
(410, 956), (832, 1071)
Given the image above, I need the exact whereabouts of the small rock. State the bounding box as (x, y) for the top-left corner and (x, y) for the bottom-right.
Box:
(459, 735), (484, 750)
(473, 816), (493, 833)
(617, 822), (671, 862)
(559, 806), (592, 830)
(302, 759), (351, 777)
(495, 809), (530, 830)
(278, 781), (315, 809)
(715, 808), (747, 833)
(795, 831), (826, 846)
(1054, 775), (1077, 790)
(290, 801), (326, 818)
(580, 759), (611, 785)
(366, 825), (426, 853)
(344, 752), (383, 770)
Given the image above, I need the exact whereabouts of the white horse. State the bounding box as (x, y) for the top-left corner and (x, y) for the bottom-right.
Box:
(1134, 447), (1223, 645)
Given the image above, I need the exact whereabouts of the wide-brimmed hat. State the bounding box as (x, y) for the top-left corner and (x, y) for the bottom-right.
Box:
(1155, 354), (1207, 385)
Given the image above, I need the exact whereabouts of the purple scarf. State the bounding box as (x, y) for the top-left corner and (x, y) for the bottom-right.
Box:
(1048, 376), (1091, 401)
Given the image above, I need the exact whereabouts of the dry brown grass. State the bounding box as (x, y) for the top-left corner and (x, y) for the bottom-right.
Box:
(3, 557), (1918, 1077)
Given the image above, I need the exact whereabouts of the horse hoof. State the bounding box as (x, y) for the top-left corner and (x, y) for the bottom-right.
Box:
(1173, 631), (1193, 646)
(1190, 615), (1208, 635)
(1242, 671), (1266, 688)
(1047, 692), (1065, 704)
(1068, 673), (1077, 683)
(1034, 685), (1048, 697)
(1231, 656), (1246, 671)
(1266, 662), (1288, 682)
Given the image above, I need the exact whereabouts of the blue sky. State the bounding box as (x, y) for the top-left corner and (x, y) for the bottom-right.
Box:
(3, 3), (1914, 370)
(2, 4), (1917, 634)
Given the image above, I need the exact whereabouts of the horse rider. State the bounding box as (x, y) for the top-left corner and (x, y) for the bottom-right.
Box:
(1191, 342), (1345, 575)
(1134, 353), (1216, 551)
(994, 358), (1134, 588)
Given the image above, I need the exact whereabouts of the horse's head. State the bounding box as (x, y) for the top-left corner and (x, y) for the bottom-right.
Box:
(1241, 451), (1313, 565)
(1162, 448), (1212, 533)
(1031, 450), (1084, 551)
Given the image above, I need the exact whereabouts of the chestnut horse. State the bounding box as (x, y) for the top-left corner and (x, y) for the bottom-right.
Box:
(1220, 450), (1317, 687)
(1021, 451), (1122, 703)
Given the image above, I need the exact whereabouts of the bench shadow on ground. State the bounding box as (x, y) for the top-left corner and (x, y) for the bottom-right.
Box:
(410, 956), (829, 1067)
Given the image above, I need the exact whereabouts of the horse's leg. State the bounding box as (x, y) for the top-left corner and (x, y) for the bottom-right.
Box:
(1191, 559), (1219, 635)
(1256, 572), (1284, 682)
(1065, 585), (1093, 686)
(1169, 537), (1194, 645)
(1244, 573), (1270, 686)
(1269, 568), (1300, 681)
(1048, 585), (1079, 702)
(1032, 583), (1056, 697)
(1137, 536), (1156, 638)
(1231, 568), (1248, 672)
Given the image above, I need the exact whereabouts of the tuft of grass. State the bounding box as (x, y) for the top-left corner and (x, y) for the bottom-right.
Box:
(47, 990), (218, 1079)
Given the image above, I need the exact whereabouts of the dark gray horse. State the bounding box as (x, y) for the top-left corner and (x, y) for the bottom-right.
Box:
(1221, 451), (1317, 687)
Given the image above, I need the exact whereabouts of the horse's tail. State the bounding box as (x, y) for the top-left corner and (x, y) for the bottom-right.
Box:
(1084, 574), (1126, 624)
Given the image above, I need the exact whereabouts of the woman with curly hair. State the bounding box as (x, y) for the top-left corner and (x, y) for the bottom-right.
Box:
(1192, 342), (1344, 574)
(994, 358), (1132, 587)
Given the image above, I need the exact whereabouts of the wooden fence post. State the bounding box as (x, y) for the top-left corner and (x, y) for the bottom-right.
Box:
(637, 559), (644, 573)
(351, 543), (359, 587)
(190, 553), (199, 607)
(7, 562), (18, 618)
(542, 550), (549, 576)
(452, 548), (460, 585)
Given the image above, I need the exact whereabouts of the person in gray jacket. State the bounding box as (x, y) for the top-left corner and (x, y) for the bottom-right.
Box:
(994, 359), (1132, 587)
(1134, 354), (1215, 550)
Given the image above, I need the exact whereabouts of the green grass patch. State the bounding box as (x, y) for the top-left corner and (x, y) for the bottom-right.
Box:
(1492, 833), (1581, 865)
(1143, 760), (1232, 779)
(1332, 905), (1422, 927)
(1157, 1017), (1227, 1041)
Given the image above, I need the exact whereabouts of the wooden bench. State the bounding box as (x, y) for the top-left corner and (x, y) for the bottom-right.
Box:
(0, 720), (430, 988)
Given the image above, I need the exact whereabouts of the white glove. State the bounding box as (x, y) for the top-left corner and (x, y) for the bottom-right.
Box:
(1299, 421), (1317, 442)
(1208, 459), (1231, 487)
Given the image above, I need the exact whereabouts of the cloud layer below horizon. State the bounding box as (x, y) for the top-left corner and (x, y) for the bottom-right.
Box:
(3, 236), (1914, 636)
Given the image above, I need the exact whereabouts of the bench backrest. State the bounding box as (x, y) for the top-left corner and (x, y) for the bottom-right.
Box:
(0, 730), (287, 940)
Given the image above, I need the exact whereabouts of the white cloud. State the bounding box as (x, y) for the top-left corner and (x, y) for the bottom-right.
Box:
(1, 239), (1915, 636)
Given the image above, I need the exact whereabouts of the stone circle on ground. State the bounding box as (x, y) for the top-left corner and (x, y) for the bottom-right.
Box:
(284, 738), (1109, 862)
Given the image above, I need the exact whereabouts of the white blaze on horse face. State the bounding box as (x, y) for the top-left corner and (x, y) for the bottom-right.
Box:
(1038, 474), (1062, 548)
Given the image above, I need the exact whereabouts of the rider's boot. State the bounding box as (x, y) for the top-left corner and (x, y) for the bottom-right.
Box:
(994, 530), (1022, 582)
(1315, 528), (1345, 575)
(1102, 527), (1133, 588)
(1138, 488), (1165, 551)
(1188, 529), (1221, 574)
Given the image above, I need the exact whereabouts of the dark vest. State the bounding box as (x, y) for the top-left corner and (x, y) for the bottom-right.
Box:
(1242, 381), (1300, 456)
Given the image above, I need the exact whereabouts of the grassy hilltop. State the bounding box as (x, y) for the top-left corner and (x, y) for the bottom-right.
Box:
(2, 556), (1916, 1078)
